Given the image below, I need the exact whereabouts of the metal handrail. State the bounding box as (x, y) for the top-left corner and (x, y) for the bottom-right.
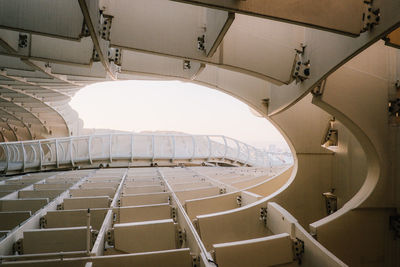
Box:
(0, 133), (292, 174)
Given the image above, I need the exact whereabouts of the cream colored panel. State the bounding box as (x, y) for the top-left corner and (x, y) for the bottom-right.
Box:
(231, 175), (269, 189)
(124, 181), (162, 187)
(63, 196), (110, 210)
(0, 184), (27, 191)
(0, 198), (48, 213)
(86, 177), (122, 182)
(120, 192), (169, 206)
(50, 62), (107, 78)
(118, 204), (171, 223)
(222, 14), (299, 83)
(213, 233), (293, 267)
(23, 226), (88, 254)
(247, 167), (293, 197)
(114, 219), (176, 253)
(171, 182), (212, 191)
(34, 183), (72, 190)
(172, 0), (364, 35)
(121, 50), (203, 80)
(18, 190), (64, 200)
(175, 186), (220, 203)
(0, 211), (31, 230)
(80, 182), (119, 189)
(197, 202), (271, 251)
(31, 36), (93, 64)
(0, 0), (84, 39)
(107, 0), (207, 59)
(45, 209), (107, 231)
(185, 192), (239, 220)
(123, 185), (164, 194)
(5, 178), (43, 184)
(70, 188), (116, 198)
(266, 202), (297, 236)
(45, 178), (80, 184)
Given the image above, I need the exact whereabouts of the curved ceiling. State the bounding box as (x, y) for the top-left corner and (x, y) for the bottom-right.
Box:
(0, 0), (399, 141)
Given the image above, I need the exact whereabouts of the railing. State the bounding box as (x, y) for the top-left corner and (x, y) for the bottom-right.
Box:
(0, 134), (292, 174)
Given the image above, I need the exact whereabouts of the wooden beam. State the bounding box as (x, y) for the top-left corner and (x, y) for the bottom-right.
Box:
(171, 0), (365, 36)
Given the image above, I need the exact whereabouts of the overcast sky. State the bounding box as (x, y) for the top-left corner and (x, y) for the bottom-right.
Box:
(70, 80), (289, 151)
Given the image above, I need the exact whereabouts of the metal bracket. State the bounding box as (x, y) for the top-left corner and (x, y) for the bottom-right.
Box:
(106, 229), (114, 247)
(236, 195), (242, 207)
(389, 215), (400, 239)
(99, 14), (113, 41)
(177, 228), (186, 247)
(361, 1), (380, 32)
(292, 238), (305, 264)
(322, 191), (338, 215)
(183, 60), (191, 70)
(259, 207), (267, 226)
(292, 44), (310, 83)
(39, 216), (47, 229)
(389, 81), (400, 125)
(324, 129), (338, 146)
(197, 35), (205, 51)
(18, 34), (28, 49)
(171, 206), (177, 222)
(311, 79), (327, 97)
(192, 255), (201, 267)
(112, 210), (119, 223)
(92, 48), (101, 62)
(108, 47), (121, 66)
(56, 203), (64, 210)
(388, 98), (400, 118)
(13, 238), (23, 255)
(321, 118), (338, 150)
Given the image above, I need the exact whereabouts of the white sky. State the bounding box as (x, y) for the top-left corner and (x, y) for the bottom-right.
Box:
(70, 80), (289, 151)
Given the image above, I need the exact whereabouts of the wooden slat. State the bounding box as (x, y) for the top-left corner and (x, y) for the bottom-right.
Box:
(18, 190), (64, 200)
(23, 226), (88, 254)
(45, 209), (107, 230)
(0, 199), (48, 213)
(118, 204), (171, 223)
(0, 211), (31, 230)
(213, 233), (293, 267)
(120, 192), (169, 206)
(63, 196), (110, 210)
(114, 219), (176, 253)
